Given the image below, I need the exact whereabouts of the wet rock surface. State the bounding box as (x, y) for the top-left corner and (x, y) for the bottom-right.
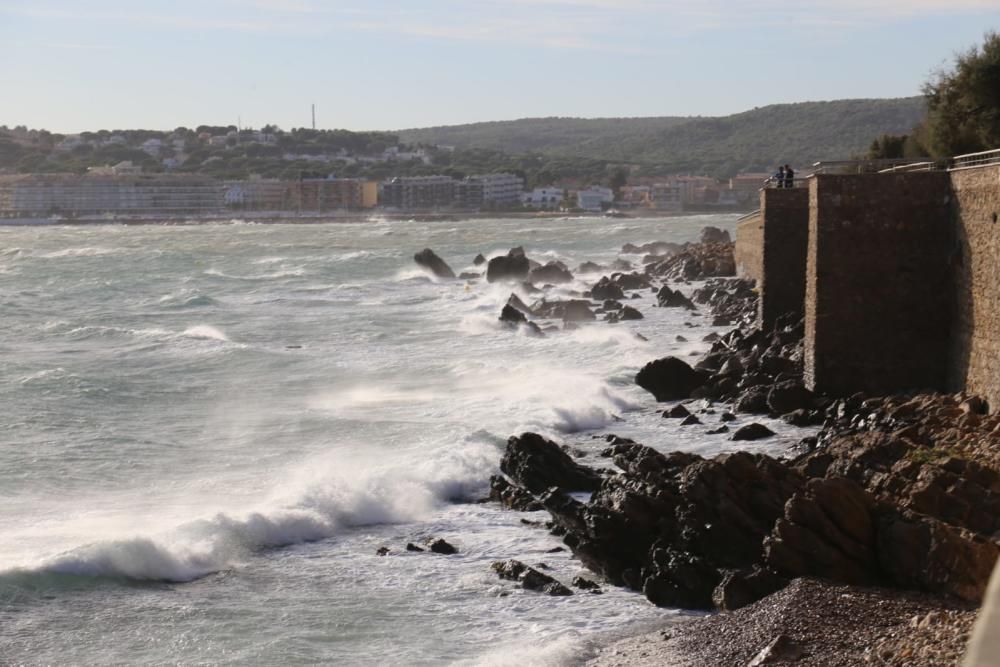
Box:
(413, 248), (456, 279)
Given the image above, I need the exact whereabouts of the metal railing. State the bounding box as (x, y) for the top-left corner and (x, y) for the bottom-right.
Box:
(877, 161), (942, 173)
(811, 158), (939, 174)
(951, 148), (1000, 171)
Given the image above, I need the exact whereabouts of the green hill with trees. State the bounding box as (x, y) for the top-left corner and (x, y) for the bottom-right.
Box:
(399, 97), (927, 178)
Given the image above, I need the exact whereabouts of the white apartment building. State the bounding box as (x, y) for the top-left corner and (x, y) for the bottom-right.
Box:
(470, 173), (524, 206)
(577, 186), (614, 212)
(522, 187), (565, 209)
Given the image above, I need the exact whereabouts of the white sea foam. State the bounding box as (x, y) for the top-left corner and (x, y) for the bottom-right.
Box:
(1, 442), (495, 583)
(181, 325), (230, 342)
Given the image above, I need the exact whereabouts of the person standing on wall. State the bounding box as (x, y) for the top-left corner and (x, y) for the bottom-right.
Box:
(784, 164), (795, 188)
(772, 166), (785, 188)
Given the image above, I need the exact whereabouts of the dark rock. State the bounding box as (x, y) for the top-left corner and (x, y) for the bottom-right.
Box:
(427, 538), (458, 555)
(591, 276), (626, 301)
(489, 475), (543, 511)
(681, 414), (702, 426)
(500, 432), (603, 494)
(473, 253), (486, 266)
(506, 293), (534, 317)
(706, 425), (730, 435)
(499, 304), (527, 325)
(736, 388), (771, 414)
(572, 576), (601, 590)
(603, 299), (623, 311)
(764, 477), (879, 585)
(487, 249), (531, 283)
(577, 261), (604, 273)
(676, 335), (688, 342)
(657, 285), (696, 309)
(732, 423), (776, 441)
(636, 357), (707, 401)
(720, 412), (737, 422)
(663, 404), (691, 419)
(642, 545), (719, 609)
(458, 272), (481, 280)
(767, 381), (813, 415)
(376, 546), (390, 556)
(532, 299), (596, 322)
(414, 248), (456, 279)
(529, 261), (574, 285)
(406, 543), (424, 552)
(491, 559), (573, 596)
(546, 546), (565, 553)
(620, 306), (643, 320)
(703, 332), (720, 342)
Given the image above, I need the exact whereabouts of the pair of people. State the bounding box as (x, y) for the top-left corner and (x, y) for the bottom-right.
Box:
(772, 165), (795, 188)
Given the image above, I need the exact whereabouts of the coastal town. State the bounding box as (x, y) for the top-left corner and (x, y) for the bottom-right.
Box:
(0, 124), (774, 219)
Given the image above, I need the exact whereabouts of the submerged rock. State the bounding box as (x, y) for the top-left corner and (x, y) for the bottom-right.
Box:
(491, 559), (573, 596)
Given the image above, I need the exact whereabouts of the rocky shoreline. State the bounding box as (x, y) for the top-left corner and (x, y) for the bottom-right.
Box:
(412, 229), (998, 665)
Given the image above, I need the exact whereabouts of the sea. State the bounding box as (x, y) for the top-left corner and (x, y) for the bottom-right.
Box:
(0, 214), (808, 665)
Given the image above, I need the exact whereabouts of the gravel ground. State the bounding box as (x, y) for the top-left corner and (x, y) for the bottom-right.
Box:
(586, 578), (977, 666)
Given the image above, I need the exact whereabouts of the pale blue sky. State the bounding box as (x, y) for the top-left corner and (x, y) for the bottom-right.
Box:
(1, 0), (998, 133)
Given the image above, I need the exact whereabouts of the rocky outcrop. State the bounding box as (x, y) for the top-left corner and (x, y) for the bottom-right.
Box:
(700, 226), (732, 245)
(528, 261), (574, 285)
(656, 285), (696, 309)
(622, 241), (683, 256)
(646, 242), (735, 281)
(499, 432), (603, 494)
(487, 247), (531, 283)
(413, 248), (456, 279)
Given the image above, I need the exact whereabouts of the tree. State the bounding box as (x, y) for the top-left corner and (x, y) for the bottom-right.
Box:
(920, 31), (1000, 157)
(608, 166), (628, 199)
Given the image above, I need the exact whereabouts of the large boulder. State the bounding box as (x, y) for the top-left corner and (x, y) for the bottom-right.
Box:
(487, 249), (531, 283)
(413, 248), (455, 279)
(500, 433), (603, 494)
(591, 276), (625, 301)
(528, 261), (574, 285)
(636, 357), (707, 401)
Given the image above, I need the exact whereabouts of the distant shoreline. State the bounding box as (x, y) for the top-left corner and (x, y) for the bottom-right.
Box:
(0, 207), (750, 227)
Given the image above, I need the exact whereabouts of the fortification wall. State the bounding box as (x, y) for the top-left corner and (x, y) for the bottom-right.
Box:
(760, 188), (810, 328)
(735, 212), (763, 284)
(804, 173), (954, 395)
(951, 165), (1000, 410)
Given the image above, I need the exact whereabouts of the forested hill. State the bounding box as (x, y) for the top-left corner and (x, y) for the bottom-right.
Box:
(399, 97), (926, 176)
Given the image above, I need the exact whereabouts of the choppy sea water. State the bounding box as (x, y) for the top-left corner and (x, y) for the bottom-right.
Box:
(0, 215), (809, 665)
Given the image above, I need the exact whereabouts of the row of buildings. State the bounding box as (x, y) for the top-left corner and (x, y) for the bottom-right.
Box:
(0, 169), (770, 218)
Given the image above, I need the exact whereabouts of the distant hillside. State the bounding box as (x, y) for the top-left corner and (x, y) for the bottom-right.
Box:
(399, 98), (926, 176)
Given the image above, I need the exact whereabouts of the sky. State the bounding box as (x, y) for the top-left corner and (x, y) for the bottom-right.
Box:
(1, 0), (998, 133)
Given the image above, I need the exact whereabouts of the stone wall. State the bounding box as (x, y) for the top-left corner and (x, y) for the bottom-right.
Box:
(735, 212), (763, 284)
(950, 165), (1000, 410)
(804, 173), (954, 396)
(759, 188), (810, 328)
